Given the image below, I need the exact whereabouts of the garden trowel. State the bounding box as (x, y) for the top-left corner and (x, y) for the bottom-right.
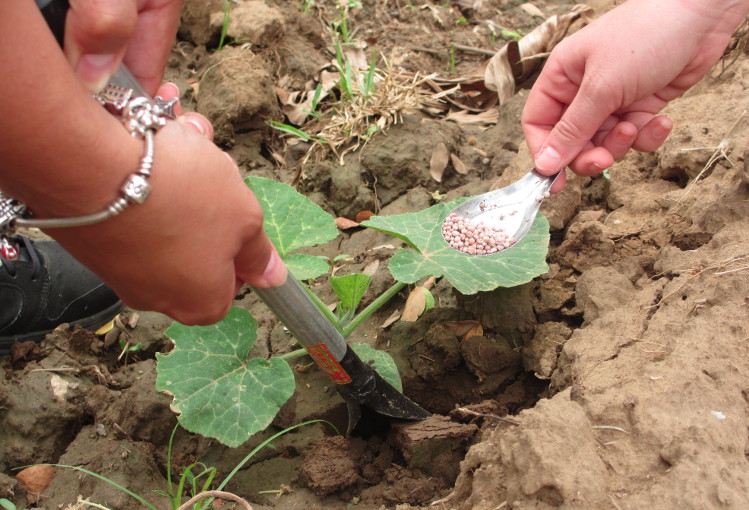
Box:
(38, 0), (430, 436)
(253, 272), (431, 434)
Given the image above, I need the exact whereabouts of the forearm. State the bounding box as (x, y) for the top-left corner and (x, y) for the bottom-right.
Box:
(670, 0), (749, 35)
(0, 0), (141, 219)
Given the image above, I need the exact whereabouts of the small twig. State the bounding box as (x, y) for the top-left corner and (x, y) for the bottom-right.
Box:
(430, 492), (455, 506)
(592, 425), (630, 434)
(452, 43), (497, 56)
(715, 265), (749, 276)
(686, 107), (748, 192)
(609, 494), (624, 510)
(29, 367), (79, 373)
(75, 497), (112, 510)
(412, 46), (441, 55)
(175, 490), (253, 510)
(455, 406), (521, 426)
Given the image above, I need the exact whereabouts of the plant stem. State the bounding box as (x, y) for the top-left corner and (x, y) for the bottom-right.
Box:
(303, 284), (342, 330)
(217, 0), (230, 50)
(278, 348), (309, 362)
(342, 281), (406, 339)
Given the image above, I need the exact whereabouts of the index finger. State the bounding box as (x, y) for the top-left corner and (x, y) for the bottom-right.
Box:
(122, 0), (184, 95)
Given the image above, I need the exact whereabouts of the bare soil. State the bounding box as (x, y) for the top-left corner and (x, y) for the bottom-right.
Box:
(3, 1), (749, 509)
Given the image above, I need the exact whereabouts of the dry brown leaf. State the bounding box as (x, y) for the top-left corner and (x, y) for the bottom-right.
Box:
(430, 142), (450, 182)
(401, 287), (427, 322)
(450, 153), (469, 174)
(519, 2), (545, 17)
(380, 309), (401, 329)
(126, 312), (140, 329)
(355, 210), (375, 222)
(16, 465), (55, 502)
(363, 260), (380, 276)
(443, 320), (484, 341)
(335, 217), (360, 230)
(446, 107), (499, 126)
(484, 4), (593, 104)
(461, 323), (484, 341)
(343, 45), (368, 71)
(270, 151), (287, 167)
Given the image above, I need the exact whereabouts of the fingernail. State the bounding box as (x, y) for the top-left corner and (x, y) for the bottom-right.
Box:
(588, 162), (607, 175)
(76, 53), (117, 93)
(653, 123), (670, 139)
(535, 145), (562, 172)
(184, 118), (206, 135)
(259, 249), (287, 287)
(616, 126), (637, 146)
(162, 82), (180, 97)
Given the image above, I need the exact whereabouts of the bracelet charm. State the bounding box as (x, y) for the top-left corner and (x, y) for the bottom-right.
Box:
(0, 83), (175, 234)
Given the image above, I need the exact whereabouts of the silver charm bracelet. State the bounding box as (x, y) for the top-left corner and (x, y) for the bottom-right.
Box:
(0, 81), (176, 235)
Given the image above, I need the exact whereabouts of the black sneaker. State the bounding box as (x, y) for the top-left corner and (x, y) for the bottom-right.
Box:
(0, 235), (123, 355)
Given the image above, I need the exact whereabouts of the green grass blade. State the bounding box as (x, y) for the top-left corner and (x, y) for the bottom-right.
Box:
(32, 464), (159, 510)
(268, 121), (314, 141)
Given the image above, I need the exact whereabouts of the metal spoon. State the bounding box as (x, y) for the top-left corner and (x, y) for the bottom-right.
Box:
(442, 169), (561, 254)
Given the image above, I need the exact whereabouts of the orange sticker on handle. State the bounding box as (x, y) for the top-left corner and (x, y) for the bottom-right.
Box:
(307, 344), (352, 384)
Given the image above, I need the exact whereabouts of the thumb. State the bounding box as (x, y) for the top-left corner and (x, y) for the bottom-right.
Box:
(64, 0), (138, 92)
(236, 238), (288, 289)
(532, 80), (615, 174)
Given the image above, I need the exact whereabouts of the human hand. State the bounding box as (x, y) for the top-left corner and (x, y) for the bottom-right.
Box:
(64, 0), (183, 94)
(522, 0), (749, 192)
(49, 84), (287, 325)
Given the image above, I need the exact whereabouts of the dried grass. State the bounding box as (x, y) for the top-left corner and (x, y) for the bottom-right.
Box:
(292, 63), (441, 165)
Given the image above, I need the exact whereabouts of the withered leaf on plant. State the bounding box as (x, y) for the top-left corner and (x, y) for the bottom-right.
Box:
(484, 4), (593, 104)
(443, 320), (484, 342)
(16, 465), (55, 503)
(430, 142), (450, 182)
(335, 217), (360, 230)
(451, 153), (469, 175)
(401, 287), (427, 322)
(519, 2), (545, 17)
(355, 210), (375, 223)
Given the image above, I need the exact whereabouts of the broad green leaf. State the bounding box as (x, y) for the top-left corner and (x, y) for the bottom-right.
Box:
(246, 176), (338, 258)
(362, 200), (549, 294)
(284, 253), (330, 280)
(329, 273), (373, 311)
(156, 307), (295, 448)
(350, 342), (402, 392)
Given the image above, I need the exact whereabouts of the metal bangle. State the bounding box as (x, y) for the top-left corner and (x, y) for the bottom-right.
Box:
(0, 83), (176, 234)
(14, 128), (156, 229)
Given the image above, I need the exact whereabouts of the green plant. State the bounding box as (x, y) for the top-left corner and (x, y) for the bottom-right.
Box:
(155, 177), (550, 447)
(331, 0), (362, 45)
(21, 421), (334, 510)
(217, 0), (231, 51)
(0, 498), (25, 510)
(296, 0), (315, 14)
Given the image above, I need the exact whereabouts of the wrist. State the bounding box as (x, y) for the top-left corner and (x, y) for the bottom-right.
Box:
(673, 0), (749, 33)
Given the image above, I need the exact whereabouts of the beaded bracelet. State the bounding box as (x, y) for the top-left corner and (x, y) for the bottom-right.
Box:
(0, 82), (176, 235)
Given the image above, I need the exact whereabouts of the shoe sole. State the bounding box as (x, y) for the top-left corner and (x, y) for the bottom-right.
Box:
(0, 300), (125, 356)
